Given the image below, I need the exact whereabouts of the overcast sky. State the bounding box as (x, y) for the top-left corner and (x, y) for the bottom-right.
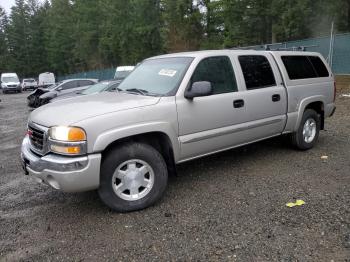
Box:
(1, 0), (45, 14)
(0, 0), (15, 14)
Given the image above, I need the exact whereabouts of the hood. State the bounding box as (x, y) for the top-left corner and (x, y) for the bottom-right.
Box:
(30, 92), (161, 127)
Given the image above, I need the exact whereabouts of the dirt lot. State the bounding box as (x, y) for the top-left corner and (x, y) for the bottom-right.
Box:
(0, 91), (349, 261)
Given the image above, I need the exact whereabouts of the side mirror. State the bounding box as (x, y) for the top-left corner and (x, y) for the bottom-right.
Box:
(185, 81), (213, 99)
(56, 87), (63, 91)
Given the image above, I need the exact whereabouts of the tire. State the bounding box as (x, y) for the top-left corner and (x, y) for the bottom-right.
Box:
(291, 109), (320, 150)
(98, 143), (168, 212)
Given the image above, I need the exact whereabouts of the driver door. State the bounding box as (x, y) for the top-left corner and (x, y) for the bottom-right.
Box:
(176, 56), (247, 160)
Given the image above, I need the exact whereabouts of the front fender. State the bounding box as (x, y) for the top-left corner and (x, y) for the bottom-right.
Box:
(92, 121), (181, 162)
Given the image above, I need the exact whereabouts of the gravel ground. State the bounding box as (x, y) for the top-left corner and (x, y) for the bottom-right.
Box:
(0, 91), (349, 261)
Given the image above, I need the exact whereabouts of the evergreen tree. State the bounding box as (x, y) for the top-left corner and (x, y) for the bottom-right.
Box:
(45, 0), (75, 75)
(162, 0), (203, 52)
(1, 0), (350, 76)
(0, 6), (9, 74)
(6, 0), (32, 77)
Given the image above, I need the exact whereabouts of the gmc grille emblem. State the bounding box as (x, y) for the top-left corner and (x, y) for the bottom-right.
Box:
(27, 130), (33, 137)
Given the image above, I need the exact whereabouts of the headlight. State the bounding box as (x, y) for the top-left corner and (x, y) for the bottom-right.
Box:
(49, 126), (86, 141)
(48, 126), (87, 155)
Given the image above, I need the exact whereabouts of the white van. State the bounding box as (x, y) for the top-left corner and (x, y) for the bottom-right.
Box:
(38, 72), (55, 87)
(22, 78), (38, 91)
(1, 73), (21, 93)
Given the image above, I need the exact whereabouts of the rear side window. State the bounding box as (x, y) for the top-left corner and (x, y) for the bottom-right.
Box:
(281, 56), (329, 80)
(308, 56), (329, 77)
(78, 80), (94, 86)
(238, 55), (276, 90)
(61, 80), (78, 90)
(191, 56), (238, 94)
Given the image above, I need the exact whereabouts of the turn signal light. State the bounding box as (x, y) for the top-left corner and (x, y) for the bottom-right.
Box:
(50, 145), (81, 155)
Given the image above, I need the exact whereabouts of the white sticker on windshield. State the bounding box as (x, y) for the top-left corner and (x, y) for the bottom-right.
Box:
(159, 69), (177, 77)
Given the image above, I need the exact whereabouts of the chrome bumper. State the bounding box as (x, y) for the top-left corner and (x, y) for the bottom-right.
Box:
(21, 135), (101, 192)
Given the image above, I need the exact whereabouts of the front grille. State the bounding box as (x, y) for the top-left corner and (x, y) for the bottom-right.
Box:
(28, 125), (45, 152)
(7, 85), (17, 88)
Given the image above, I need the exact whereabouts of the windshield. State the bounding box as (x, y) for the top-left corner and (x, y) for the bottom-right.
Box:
(114, 71), (132, 80)
(81, 82), (110, 95)
(2, 77), (19, 83)
(117, 57), (193, 96)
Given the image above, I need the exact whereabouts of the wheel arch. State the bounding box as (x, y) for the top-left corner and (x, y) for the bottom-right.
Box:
(99, 131), (178, 176)
(295, 96), (325, 131)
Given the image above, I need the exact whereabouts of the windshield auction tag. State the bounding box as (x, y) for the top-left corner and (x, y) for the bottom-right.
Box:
(159, 69), (177, 77)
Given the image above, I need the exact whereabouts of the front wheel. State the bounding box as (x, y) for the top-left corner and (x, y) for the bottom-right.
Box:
(98, 143), (168, 212)
(291, 109), (320, 150)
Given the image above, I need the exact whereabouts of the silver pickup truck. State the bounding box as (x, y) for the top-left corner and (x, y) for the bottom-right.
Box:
(21, 50), (336, 212)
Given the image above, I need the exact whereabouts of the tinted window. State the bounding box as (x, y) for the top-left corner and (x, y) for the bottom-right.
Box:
(79, 80), (94, 87)
(308, 56), (329, 77)
(191, 56), (237, 94)
(239, 55), (276, 90)
(61, 80), (78, 90)
(282, 56), (318, 80)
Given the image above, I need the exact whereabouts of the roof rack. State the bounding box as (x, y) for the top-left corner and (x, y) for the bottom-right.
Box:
(230, 42), (284, 50)
(270, 45), (318, 51)
(230, 43), (318, 51)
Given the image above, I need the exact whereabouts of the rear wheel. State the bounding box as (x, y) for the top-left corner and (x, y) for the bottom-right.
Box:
(291, 109), (320, 150)
(98, 143), (168, 212)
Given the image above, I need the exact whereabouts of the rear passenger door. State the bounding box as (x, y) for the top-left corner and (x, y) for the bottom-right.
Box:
(235, 53), (288, 140)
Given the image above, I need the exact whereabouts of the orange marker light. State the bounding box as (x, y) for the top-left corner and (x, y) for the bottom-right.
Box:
(68, 127), (86, 141)
(51, 145), (81, 155)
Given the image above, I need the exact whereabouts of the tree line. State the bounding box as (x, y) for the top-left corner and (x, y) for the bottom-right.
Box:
(0, 0), (349, 78)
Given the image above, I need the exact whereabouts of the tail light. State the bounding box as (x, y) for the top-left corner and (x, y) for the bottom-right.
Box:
(333, 81), (337, 102)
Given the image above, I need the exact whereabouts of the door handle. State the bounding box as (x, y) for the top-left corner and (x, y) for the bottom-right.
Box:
(233, 99), (244, 108)
(272, 94), (281, 102)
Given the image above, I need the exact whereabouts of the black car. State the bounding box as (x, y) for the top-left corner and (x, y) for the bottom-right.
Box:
(50, 80), (122, 103)
(27, 79), (98, 108)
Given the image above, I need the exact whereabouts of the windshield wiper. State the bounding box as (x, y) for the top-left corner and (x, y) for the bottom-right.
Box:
(125, 88), (149, 95)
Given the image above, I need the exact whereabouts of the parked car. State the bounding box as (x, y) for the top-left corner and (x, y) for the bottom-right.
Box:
(1, 73), (21, 93)
(27, 78), (98, 108)
(22, 78), (38, 91)
(50, 80), (121, 103)
(21, 50), (336, 212)
(38, 72), (55, 88)
(114, 66), (134, 80)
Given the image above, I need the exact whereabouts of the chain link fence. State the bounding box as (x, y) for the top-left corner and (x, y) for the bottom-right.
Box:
(58, 33), (350, 81)
(248, 32), (350, 74)
(57, 67), (116, 82)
